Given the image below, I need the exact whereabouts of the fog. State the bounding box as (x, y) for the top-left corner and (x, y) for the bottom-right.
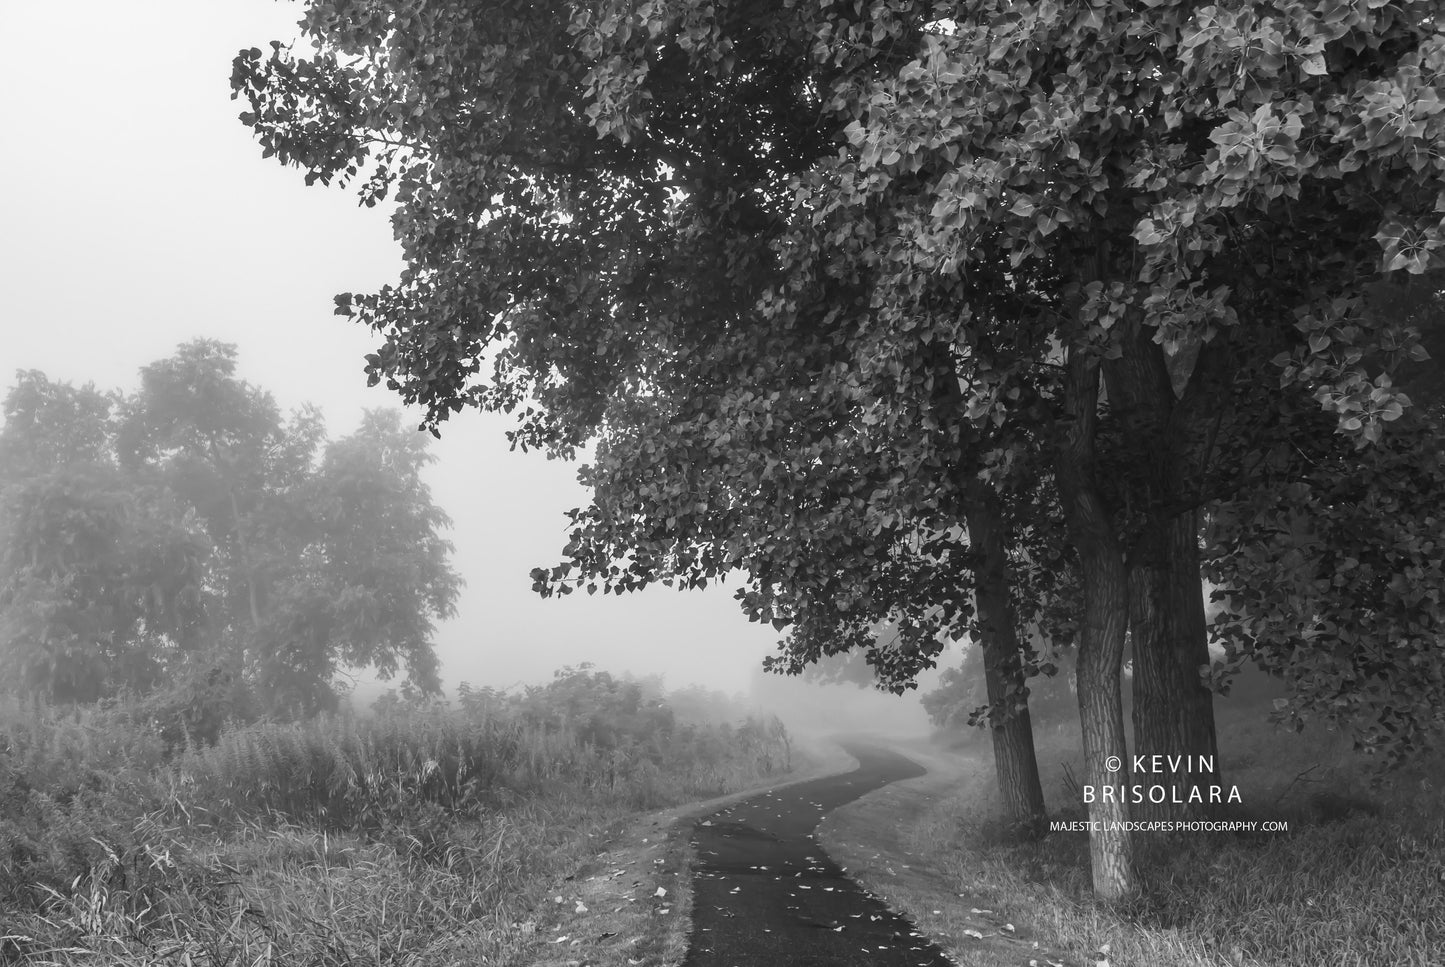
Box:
(0, 1), (939, 724)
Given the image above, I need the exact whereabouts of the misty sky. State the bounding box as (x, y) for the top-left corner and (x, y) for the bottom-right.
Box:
(0, 1), (785, 696)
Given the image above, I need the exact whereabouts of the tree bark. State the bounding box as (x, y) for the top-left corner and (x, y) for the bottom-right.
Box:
(1127, 509), (1222, 819)
(1055, 349), (1136, 900)
(1106, 330), (1223, 821)
(1165, 509), (1220, 791)
(966, 491), (1049, 840)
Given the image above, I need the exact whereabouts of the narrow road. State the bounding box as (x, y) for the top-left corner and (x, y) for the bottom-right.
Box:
(683, 744), (955, 967)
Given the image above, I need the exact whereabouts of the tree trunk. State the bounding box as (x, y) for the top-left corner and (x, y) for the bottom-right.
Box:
(1164, 509), (1220, 798)
(966, 492), (1049, 840)
(228, 488), (263, 630)
(1128, 509), (1222, 819)
(1106, 330), (1223, 822)
(1056, 350), (1136, 900)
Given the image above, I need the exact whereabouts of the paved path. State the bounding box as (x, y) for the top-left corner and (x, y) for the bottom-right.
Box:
(683, 745), (955, 967)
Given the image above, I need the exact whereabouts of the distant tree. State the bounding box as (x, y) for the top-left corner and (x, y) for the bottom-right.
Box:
(518, 665), (675, 753)
(115, 340), (319, 643)
(0, 373), (207, 702)
(664, 682), (747, 726)
(921, 646), (988, 733)
(925, 637), (1076, 734)
(284, 407), (459, 705)
(0, 346), (460, 715)
(799, 646), (879, 689)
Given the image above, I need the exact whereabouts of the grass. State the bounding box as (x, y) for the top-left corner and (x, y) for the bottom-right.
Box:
(0, 676), (807, 967)
(819, 719), (1445, 967)
(6, 808), (616, 966)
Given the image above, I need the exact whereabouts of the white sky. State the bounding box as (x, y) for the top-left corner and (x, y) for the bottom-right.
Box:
(0, 1), (780, 696)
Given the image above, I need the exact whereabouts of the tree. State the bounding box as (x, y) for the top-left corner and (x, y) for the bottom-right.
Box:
(0, 347), (461, 716)
(115, 340), (316, 642)
(291, 408), (459, 705)
(235, 0), (1059, 833)
(235, 0), (1445, 898)
(235, 0), (1065, 843)
(760, 0), (1441, 890)
(0, 373), (207, 702)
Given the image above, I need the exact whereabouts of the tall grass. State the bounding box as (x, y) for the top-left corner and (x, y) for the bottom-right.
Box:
(0, 681), (795, 966)
(921, 717), (1445, 966)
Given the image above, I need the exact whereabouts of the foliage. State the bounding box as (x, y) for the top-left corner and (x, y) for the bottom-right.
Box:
(0, 372), (114, 475)
(1205, 408), (1445, 761)
(0, 345), (461, 715)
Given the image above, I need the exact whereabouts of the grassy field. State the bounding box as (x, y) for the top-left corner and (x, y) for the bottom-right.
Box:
(0, 672), (811, 967)
(820, 718), (1445, 967)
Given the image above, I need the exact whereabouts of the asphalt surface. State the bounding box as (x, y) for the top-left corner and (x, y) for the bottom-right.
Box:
(682, 744), (955, 967)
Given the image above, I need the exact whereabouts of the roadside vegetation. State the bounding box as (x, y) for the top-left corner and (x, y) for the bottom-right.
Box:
(0, 668), (799, 966)
(822, 685), (1445, 967)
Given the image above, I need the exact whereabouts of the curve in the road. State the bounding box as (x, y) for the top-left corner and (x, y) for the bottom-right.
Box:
(683, 744), (955, 967)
